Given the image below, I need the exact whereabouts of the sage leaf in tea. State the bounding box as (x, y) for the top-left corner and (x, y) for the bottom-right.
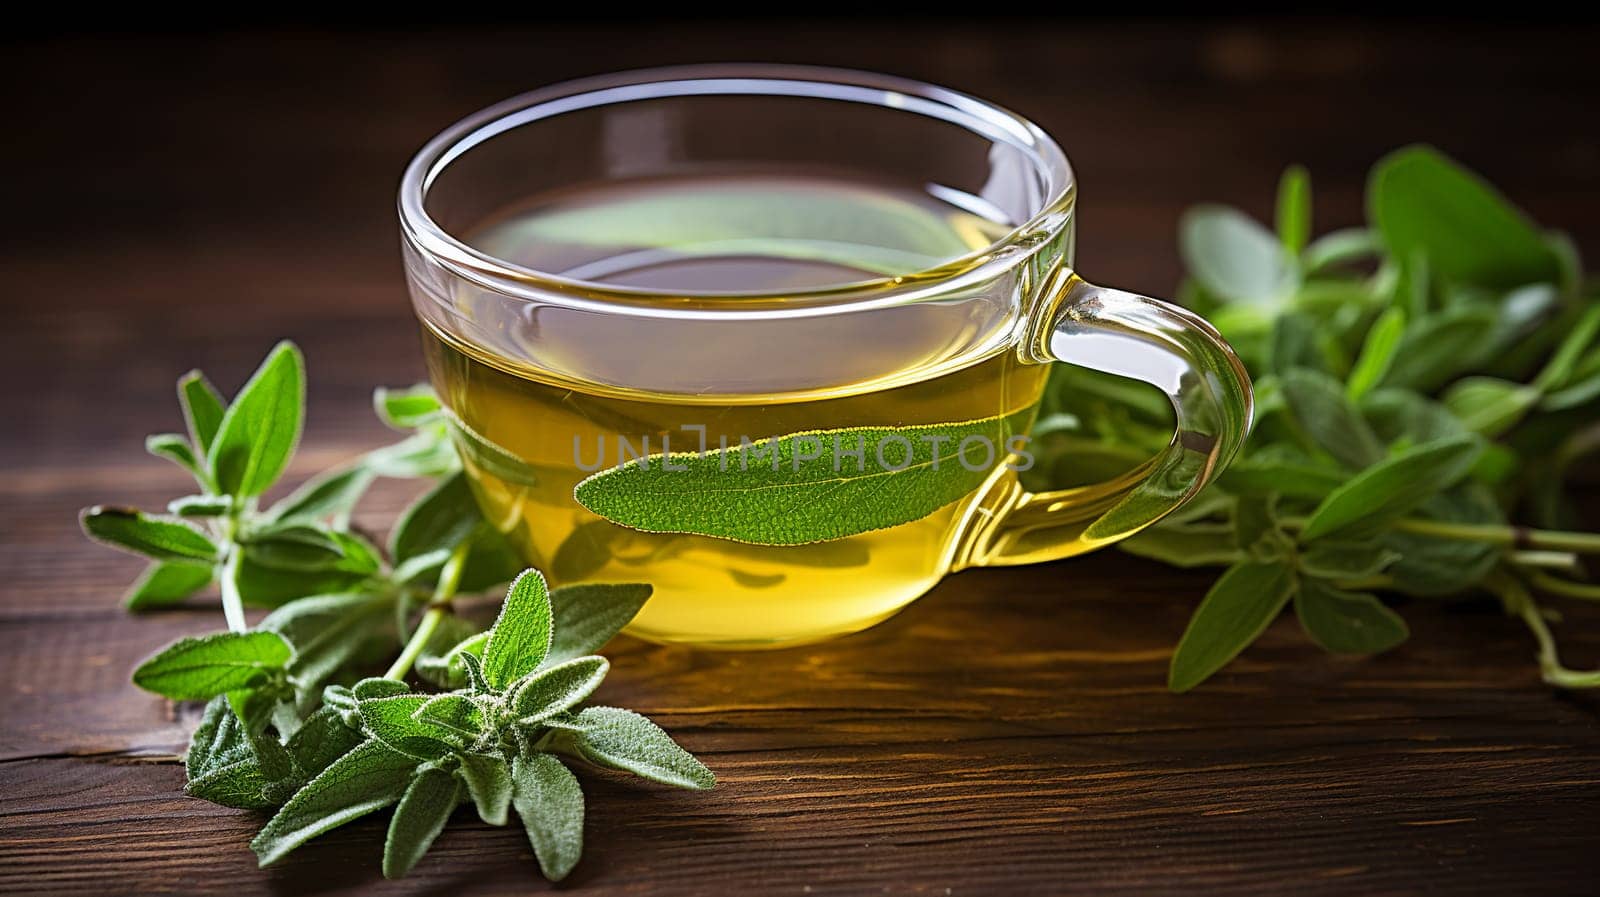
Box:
(575, 412), (1030, 546)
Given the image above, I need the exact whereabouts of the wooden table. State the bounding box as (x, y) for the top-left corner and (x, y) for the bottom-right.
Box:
(4, 23), (1598, 896)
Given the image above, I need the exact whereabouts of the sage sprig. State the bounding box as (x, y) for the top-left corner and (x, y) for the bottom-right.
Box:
(83, 343), (711, 881)
(1040, 145), (1600, 692)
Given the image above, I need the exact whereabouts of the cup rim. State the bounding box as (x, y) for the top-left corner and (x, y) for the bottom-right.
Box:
(398, 64), (1076, 318)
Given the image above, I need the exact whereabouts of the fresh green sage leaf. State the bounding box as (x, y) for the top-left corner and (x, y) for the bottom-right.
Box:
(1533, 303), (1600, 391)
(511, 753), (585, 882)
(187, 695), (254, 780)
(1359, 388), (1468, 447)
(458, 752), (512, 826)
(383, 766), (462, 879)
(1295, 579), (1408, 654)
(416, 626), (487, 690)
(390, 472), (483, 566)
(1279, 369), (1385, 468)
(1345, 307), (1406, 401)
(188, 758), (275, 810)
(146, 433), (202, 477)
(263, 592), (394, 696)
(1303, 228), (1380, 274)
(1168, 559), (1297, 693)
(1296, 540), (1400, 580)
(556, 706), (714, 790)
(251, 739), (418, 867)
(574, 411), (1031, 546)
(265, 465), (375, 528)
(546, 583), (653, 665)
(1380, 307), (1497, 392)
(1233, 494), (1286, 561)
(1275, 165), (1311, 255)
(1299, 435), (1482, 541)
(242, 525), (351, 572)
(1267, 313), (1328, 377)
(1367, 145), (1560, 290)
(352, 677), (412, 701)
(1179, 205), (1298, 306)
(124, 560), (213, 611)
(511, 657), (609, 725)
(286, 705), (364, 780)
(357, 695), (463, 761)
(208, 341), (305, 498)
(133, 630), (292, 701)
(364, 429), (461, 479)
(1381, 485), (1504, 596)
(413, 694), (484, 741)
(482, 570), (554, 691)
(179, 370), (227, 457)
(81, 506), (219, 563)
(1441, 376), (1540, 437)
(1218, 446), (1346, 500)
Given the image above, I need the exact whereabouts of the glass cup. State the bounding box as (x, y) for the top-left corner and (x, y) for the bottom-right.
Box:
(398, 65), (1252, 648)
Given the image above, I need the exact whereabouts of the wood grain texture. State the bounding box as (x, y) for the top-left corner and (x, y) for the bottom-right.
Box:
(3, 21), (1599, 897)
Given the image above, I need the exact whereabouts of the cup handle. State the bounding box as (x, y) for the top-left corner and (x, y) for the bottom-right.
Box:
(955, 266), (1254, 569)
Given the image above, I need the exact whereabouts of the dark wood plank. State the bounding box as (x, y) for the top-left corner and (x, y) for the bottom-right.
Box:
(3, 21), (1599, 897)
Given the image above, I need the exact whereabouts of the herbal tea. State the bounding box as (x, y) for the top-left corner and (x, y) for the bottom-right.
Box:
(423, 174), (1052, 645)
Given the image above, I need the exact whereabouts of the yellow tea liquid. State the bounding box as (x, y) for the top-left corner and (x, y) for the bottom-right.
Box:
(423, 174), (1051, 645)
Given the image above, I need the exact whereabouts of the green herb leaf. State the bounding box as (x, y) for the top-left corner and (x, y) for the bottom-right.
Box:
(1441, 376), (1540, 437)
(1218, 446), (1346, 500)
(1295, 579), (1409, 654)
(1279, 369), (1385, 468)
(1299, 435), (1482, 541)
(1168, 559), (1297, 693)
(383, 766), (462, 879)
(1303, 227), (1380, 273)
(413, 694), (483, 740)
(252, 740), (418, 867)
(187, 695), (254, 780)
(1345, 307), (1406, 400)
(1296, 540), (1400, 580)
(1267, 313), (1328, 377)
(357, 695), (463, 761)
(265, 465), (375, 528)
(1179, 205), (1297, 306)
(146, 433), (203, 478)
(511, 753), (586, 881)
(1381, 485), (1504, 595)
(1380, 307), (1497, 392)
(124, 560), (213, 611)
(1533, 303), (1600, 391)
(546, 583), (652, 664)
(208, 341), (305, 498)
(1367, 145), (1560, 290)
(482, 570), (554, 690)
(133, 631), (292, 701)
(353, 678), (411, 700)
(374, 384), (444, 430)
(416, 628), (488, 690)
(263, 592), (393, 696)
(1121, 524), (1243, 568)
(576, 412), (1030, 546)
(364, 429), (461, 479)
(390, 472), (483, 566)
(556, 706), (715, 790)
(1275, 165), (1312, 255)
(179, 370), (227, 456)
(286, 705), (364, 779)
(241, 525), (351, 572)
(1233, 493), (1287, 561)
(511, 657), (609, 724)
(81, 506), (219, 563)
(458, 752), (512, 826)
(188, 758), (274, 810)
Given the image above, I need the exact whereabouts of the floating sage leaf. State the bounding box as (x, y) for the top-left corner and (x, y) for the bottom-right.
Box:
(579, 411), (1029, 546)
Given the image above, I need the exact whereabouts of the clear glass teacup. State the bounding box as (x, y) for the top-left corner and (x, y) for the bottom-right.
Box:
(399, 65), (1252, 647)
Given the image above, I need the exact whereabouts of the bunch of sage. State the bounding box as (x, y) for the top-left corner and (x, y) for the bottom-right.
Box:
(82, 345), (710, 880)
(1033, 146), (1600, 691)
